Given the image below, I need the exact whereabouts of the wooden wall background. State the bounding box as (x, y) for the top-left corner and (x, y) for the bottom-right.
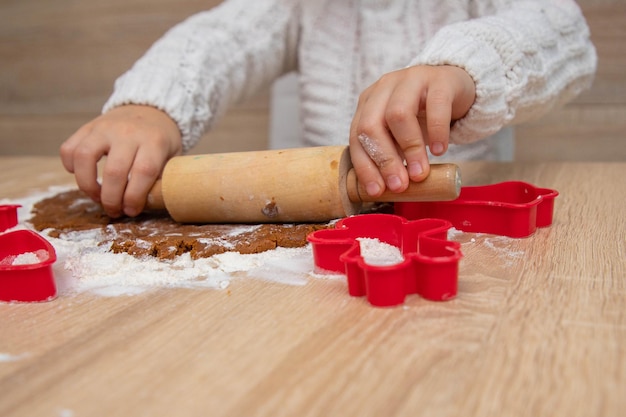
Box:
(0, 0), (624, 160)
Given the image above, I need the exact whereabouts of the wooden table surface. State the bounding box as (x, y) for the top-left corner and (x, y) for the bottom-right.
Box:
(1, 157), (625, 417)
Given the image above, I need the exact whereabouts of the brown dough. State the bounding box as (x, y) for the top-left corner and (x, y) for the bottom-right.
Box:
(30, 190), (332, 260)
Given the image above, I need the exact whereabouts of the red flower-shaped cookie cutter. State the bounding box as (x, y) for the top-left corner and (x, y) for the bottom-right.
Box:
(308, 214), (462, 307)
(308, 181), (558, 307)
(0, 205), (58, 303)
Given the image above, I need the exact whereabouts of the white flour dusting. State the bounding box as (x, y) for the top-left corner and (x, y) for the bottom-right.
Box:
(482, 236), (524, 258)
(357, 133), (386, 167)
(447, 227), (464, 240)
(57, 409), (75, 417)
(447, 227), (524, 266)
(0, 352), (29, 362)
(0, 255), (16, 266)
(49, 227), (318, 297)
(357, 238), (404, 266)
(0, 189), (332, 298)
(1, 250), (49, 266)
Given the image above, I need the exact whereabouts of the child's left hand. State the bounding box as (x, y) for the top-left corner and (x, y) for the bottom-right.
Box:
(349, 65), (475, 197)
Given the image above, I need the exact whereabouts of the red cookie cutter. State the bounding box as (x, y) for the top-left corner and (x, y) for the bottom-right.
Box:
(0, 204), (20, 232)
(0, 205), (58, 302)
(395, 181), (559, 238)
(307, 181), (558, 307)
(308, 214), (462, 307)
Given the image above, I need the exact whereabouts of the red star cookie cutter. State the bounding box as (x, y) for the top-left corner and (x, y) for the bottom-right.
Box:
(307, 181), (558, 307)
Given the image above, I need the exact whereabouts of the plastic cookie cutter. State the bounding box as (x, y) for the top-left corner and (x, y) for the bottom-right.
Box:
(0, 204), (20, 232)
(307, 181), (558, 307)
(0, 205), (58, 302)
(307, 214), (462, 307)
(395, 181), (559, 238)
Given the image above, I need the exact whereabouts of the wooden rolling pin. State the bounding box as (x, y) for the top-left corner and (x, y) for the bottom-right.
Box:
(145, 146), (460, 223)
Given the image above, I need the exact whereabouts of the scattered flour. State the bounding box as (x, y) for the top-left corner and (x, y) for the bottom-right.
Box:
(447, 227), (525, 266)
(57, 409), (75, 417)
(1, 189), (333, 297)
(357, 133), (386, 167)
(483, 236), (524, 258)
(447, 227), (464, 240)
(0, 352), (29, 362)
(12, 253), (36, 265)
(0, 255), (15, 267)
(50, 229), (320, 297)
(357, 238), (404, 266)
(1, 249), (49, 266)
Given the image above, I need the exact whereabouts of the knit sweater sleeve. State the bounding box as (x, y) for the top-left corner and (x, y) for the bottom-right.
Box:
(409, 0), (597, 144)
(103, 0), (299, 152)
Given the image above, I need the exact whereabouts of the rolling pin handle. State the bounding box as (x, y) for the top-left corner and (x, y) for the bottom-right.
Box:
(145, 179), (166, 212)
(346, 164), (461, 203)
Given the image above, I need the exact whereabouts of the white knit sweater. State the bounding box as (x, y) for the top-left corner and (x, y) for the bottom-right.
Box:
(104, 0), (596, 161)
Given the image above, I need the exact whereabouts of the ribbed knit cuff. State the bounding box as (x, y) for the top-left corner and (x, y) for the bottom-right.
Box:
(103, 65), (209, 153)
(409, 24), (509, 144)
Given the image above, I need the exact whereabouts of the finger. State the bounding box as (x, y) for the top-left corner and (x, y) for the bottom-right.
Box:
(71, 137), (110, 204)
(59, 132), (83, 174)
(349, 139), (386, 197)
(425, 84), (453, 156)
(353, 80), (409, 193)
(349, 91), (386, 197)
(384, 80), (431, 182)
(122, 146), (168, 217)
(100, 142), (138, 218)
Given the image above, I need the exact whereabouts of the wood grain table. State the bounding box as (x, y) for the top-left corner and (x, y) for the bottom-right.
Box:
(1, 157), (625, 417)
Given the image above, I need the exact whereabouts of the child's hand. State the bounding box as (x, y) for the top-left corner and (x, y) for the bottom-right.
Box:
(60, 105), (182, 218)
(349, 65), (475, 197)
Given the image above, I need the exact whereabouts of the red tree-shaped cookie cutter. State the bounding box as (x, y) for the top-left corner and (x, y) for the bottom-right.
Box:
(307, 181), (558, 307)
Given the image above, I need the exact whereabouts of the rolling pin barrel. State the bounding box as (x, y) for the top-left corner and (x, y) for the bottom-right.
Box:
(145, 146), (461, 223)
(148, 146), (358, 223)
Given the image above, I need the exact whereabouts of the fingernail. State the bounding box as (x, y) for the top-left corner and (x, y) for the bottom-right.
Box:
(366, 182), (381, 196)
(386, 175), (402, 191)
(124, 207), (139, 217)
(408, 162), (423, 178)
(431, 142), (444, 155)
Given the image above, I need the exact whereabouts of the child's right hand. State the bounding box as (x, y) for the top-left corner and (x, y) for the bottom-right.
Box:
(349, 65), (475, 197)
(60, 105), (182, 218)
